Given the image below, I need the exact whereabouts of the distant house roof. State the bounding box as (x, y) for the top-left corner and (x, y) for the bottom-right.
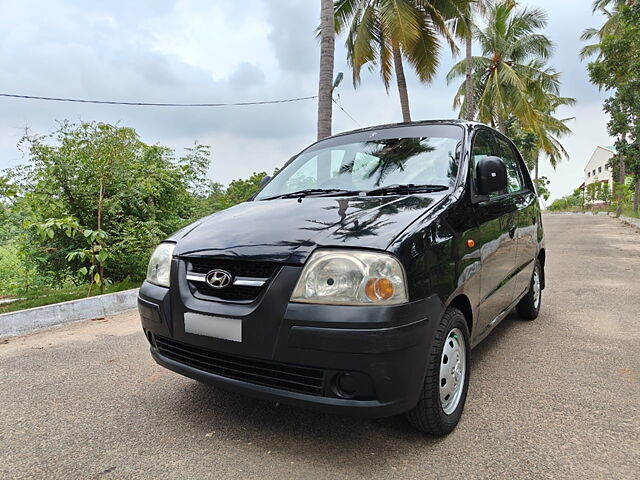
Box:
(602, 145), (616, 153)
(584, 146), (616, 174)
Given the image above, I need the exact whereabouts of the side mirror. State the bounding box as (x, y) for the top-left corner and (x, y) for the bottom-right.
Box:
(259, 175), (272, 188)
(476, 156), (507, 195)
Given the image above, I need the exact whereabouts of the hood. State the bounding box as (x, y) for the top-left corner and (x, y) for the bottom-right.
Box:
(170, 193), (446, 263)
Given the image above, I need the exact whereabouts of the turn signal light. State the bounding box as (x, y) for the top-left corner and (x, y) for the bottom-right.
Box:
(365, 278), (395, 301)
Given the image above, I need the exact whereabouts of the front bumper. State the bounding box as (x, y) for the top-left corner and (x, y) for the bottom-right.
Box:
(138, 263), (444, 418)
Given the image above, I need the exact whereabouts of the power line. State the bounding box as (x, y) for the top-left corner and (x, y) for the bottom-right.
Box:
(0, 90), (364, 128)
(0, 92), (318, 107)
(332, 96), (361, 127)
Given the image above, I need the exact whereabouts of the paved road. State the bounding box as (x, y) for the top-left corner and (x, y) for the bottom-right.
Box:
(1, 214), (639, 479)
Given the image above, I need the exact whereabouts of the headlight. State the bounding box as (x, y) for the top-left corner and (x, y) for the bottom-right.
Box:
(291, 249), (408, 306)
(146, 243), (175, 287)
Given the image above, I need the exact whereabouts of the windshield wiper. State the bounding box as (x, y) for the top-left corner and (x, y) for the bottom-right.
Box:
(365, 184), (449, 196)
(262, 188), (359, 200)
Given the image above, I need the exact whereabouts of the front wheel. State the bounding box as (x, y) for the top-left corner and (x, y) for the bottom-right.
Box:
(516, 259), (542, 320)
(406, 307), (471, 436)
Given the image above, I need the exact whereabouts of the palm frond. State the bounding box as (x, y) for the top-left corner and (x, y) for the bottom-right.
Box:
(379, 0), (422, 47)
(347, 4), (378, 86)
(378, 18), (395, 89)
(446, 56), (490, 83)
(334, 0), (366, 33)
(405, 11), (441, 83)
(416, 0), (459, 54)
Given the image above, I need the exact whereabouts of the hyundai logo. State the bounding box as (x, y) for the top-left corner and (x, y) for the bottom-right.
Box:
(205, 269), (233, 289)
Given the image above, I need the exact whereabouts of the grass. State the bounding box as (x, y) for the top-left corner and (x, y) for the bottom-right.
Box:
(0, 278), (140, 314)
(0, 244), (25, 292)
(621, 207), (640, 219)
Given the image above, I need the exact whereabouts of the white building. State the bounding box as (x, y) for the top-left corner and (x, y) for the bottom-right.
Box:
(584, 146), (616, 190)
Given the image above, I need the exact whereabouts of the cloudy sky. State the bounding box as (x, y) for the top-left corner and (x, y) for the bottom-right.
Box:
(0, 0), (608, 201)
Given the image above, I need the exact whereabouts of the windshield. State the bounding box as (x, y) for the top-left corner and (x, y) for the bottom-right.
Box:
(255, 125), (464, 200)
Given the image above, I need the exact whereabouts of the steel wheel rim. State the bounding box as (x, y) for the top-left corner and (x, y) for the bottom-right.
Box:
(439, 327), (466, 415)
(532, 267), (541, 309)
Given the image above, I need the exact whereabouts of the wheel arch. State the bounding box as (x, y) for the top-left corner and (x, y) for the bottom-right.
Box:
(447, 294), (473, 337)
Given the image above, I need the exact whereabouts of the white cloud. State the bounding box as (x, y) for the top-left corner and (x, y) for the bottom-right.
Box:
(144, 0), (276, 81)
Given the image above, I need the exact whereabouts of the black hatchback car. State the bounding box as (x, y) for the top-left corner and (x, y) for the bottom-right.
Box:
(138, 120), (545, 435)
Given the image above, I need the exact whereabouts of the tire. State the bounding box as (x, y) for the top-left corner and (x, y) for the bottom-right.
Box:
(406, 307), (471, 436)
(516, 259), (542, 320)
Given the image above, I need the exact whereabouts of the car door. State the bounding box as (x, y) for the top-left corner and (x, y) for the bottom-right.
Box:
(471, 129), (519, 336)
(495, 135), (539, 299)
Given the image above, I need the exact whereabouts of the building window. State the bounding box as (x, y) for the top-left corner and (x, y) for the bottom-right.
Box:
(593, 169), (596, 176)
(588, 172), (591, 177)
(598, 166), (602, 173)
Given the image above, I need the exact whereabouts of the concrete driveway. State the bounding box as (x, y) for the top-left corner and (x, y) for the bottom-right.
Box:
(1, 214), (638, 479)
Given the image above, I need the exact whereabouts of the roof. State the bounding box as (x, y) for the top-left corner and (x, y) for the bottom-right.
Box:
(584, 145), (616, 172)
(326, 119), (484, 141)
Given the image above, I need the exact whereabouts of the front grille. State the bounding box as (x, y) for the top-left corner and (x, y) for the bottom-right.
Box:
(155, 336), (325, 395)
(188, 258), (278, 278)
(184, 258), (280, 302)
(193, 283), (261, 301)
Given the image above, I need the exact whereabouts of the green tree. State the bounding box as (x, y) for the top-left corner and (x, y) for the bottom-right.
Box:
(451, 0), (493, 120)
(447, 1), (554, 133)
(448, 1), (574, 181)
(585, 182), (600, 206)
(533, 175), (551, 202)
(11, 121), (212, 289)
(588, 0), (640, 215)
(504, 99), (574, 183)
(202, 172), (268, 213)
(334, 0), (465, 122)
(547, 188), (585, 212)
(580, 0), (625, 60)
(505, 115), (538, 168)
(529, 93), (575, 180)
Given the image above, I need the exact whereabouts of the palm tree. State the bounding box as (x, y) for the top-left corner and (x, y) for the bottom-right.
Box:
(449, 2), (575, 181)
(318, 0), (336, 140)
(451, 0), (493, 120)
(447, 1), (553, 133)
(528, 94), (575, 180)
(580, 0), (625, 60)
(334, 0), (465, 122)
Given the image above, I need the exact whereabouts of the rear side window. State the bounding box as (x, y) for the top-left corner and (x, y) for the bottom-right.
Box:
(471, 129), (494, 164)
(494, 136), (524, 194)
(471, 129), (505, 197)
(471, 129), (526, 198)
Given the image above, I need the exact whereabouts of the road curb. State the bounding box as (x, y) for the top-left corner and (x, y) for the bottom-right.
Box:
(620, 215), (640, 230)
(0, 288), (139, 338)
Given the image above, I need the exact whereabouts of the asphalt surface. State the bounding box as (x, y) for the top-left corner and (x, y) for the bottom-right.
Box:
(1, 214), (639, 479)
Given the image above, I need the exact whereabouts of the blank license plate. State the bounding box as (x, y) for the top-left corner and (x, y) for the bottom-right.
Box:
(184, 312), (242, 342)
